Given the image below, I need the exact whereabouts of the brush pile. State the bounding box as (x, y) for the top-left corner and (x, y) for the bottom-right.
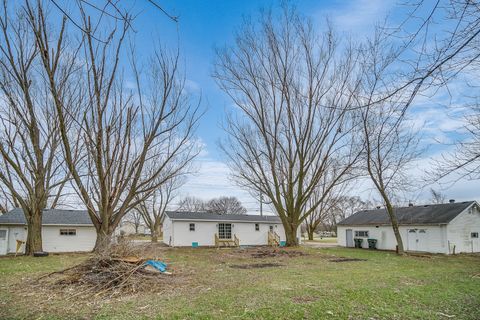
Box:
(38, 240), (177, 297)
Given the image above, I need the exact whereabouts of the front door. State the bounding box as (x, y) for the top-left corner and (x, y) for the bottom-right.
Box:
(0, 229), (8, 255)
(346, 229), (353, 247)
(218, 223), (232, 239)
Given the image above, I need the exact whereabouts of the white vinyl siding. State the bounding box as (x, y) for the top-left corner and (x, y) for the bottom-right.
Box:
(447, 204), (480, 253)
(338, 225), (448, 253)
(163, 219), (301, 247)
(42, 226), (96, 252)
(0, 225), (96, 254)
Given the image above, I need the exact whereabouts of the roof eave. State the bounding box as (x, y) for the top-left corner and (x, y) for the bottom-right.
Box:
(338, 222), (449, 227)
(169, 218), (280, 223)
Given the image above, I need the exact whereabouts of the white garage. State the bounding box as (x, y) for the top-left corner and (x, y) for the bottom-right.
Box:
(163, 211), (301, 247)
(0, 208), (97, 255)
(337, 200), (480, 254)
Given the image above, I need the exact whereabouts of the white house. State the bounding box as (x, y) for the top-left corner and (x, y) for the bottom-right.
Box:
(337, 200), (480, 254)
(163, 211), (301, 247)
(115, 220), (149, 236)
(0, 208), (97, 255)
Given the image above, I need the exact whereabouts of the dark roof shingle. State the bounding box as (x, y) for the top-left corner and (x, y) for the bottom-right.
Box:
(337, 201), (475, 226)
(0, 208), (93, 226)
(165, 211), (282, 223)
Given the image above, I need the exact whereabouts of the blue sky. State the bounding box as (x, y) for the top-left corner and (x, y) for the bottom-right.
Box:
(111, 0), (479, 212)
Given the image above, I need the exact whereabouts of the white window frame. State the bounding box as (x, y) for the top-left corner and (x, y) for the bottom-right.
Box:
(59, 229), (76, 236)
(471, 232), (479, 238)
(355, 230), (369, 238)
(189, 223), (195, 231)
(218, 223), (232, 239)
(255, 223), (259, 231)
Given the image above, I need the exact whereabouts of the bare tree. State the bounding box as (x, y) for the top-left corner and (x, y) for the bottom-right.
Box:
(0, 1), (76, 254)
(430, 188), (446, 204)
(304, 195), (339, 241)
(136, 177), (183, 242)
(391, 1), (480, 182)
(332, 196), (372, 224)
(360, 103), (420, 254)
(27, 1), (202, 251)
(176, 196), (206, 212)
(206, 196), (247, 215)
(123, 210), (143, 235)
(304, 170), (350, 240)
(213, 5), (362, 245)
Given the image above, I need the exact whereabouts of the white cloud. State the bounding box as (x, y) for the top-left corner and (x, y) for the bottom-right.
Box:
(185, 79), (201, 94)
(318, 0), (395, 36)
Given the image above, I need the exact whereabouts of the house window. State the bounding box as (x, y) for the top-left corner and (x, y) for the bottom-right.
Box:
(255, 223), (259, 231)
(355, 231), (369, 237)
(59, 229), (76, 236)
(0, 230), (6, 240)
(471, 232), (479, 238)
(189, 223), (195, 231)
(218, 223), (232, 239)
(269, 225), (274, 232)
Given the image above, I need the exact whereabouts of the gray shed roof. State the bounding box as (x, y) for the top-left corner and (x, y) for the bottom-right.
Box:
(337, 201), (476, 226)
(0, 208), (93, 226)
(165, 211), (282, 223)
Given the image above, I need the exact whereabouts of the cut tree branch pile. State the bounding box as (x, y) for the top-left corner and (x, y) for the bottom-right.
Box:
(36, 242), (178, 297)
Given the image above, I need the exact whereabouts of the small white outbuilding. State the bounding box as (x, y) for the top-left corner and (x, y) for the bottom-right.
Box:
(163, 211), (301, 247)
(0, 208), (97, 255)
(337, 200), (480, 254)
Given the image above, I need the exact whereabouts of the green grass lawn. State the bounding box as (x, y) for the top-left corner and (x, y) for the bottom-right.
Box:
(0, 247), (479, 319)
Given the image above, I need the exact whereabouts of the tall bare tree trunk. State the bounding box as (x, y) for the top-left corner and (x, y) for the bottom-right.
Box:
(284, 219), (299, 246)
(94, 228), (113, 253)
(151, 227), (159, 242)
(306, 225), (315, 241)
(385, 202), (405, 254)
(25, 210), (42, 254)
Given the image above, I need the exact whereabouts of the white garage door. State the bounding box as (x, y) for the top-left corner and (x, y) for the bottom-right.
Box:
(407, 229), (428, 252)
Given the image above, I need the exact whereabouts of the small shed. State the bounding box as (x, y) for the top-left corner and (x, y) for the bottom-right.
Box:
(0, 208), (97, 255)
(337, 201), (480, 254)
(162, 211), (301, 247)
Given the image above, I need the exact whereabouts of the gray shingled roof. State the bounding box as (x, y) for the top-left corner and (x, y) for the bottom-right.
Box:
(0, 208), (93, 226)
(337, 201), (476, 226)
(165, 211), (282, 223)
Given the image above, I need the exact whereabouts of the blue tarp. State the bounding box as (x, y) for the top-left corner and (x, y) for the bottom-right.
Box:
(144, 260), (167, 273)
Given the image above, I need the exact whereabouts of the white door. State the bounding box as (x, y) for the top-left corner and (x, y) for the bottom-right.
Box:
(0, 228), (8, 255)
(417, 229), (427, 251)
(346, 229), (353, 247)
(407, 229), (417, 251)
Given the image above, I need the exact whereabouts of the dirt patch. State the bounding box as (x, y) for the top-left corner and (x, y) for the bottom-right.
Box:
(291, 295), (318, 304)
(329, 257), (367, 263)
(230, 263), (284, 269)
(250, 248), (308, 258)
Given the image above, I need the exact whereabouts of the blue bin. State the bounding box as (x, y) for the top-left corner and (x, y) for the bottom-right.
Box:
(280, 241), (286, 247)
(192, 242), (199, 248)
